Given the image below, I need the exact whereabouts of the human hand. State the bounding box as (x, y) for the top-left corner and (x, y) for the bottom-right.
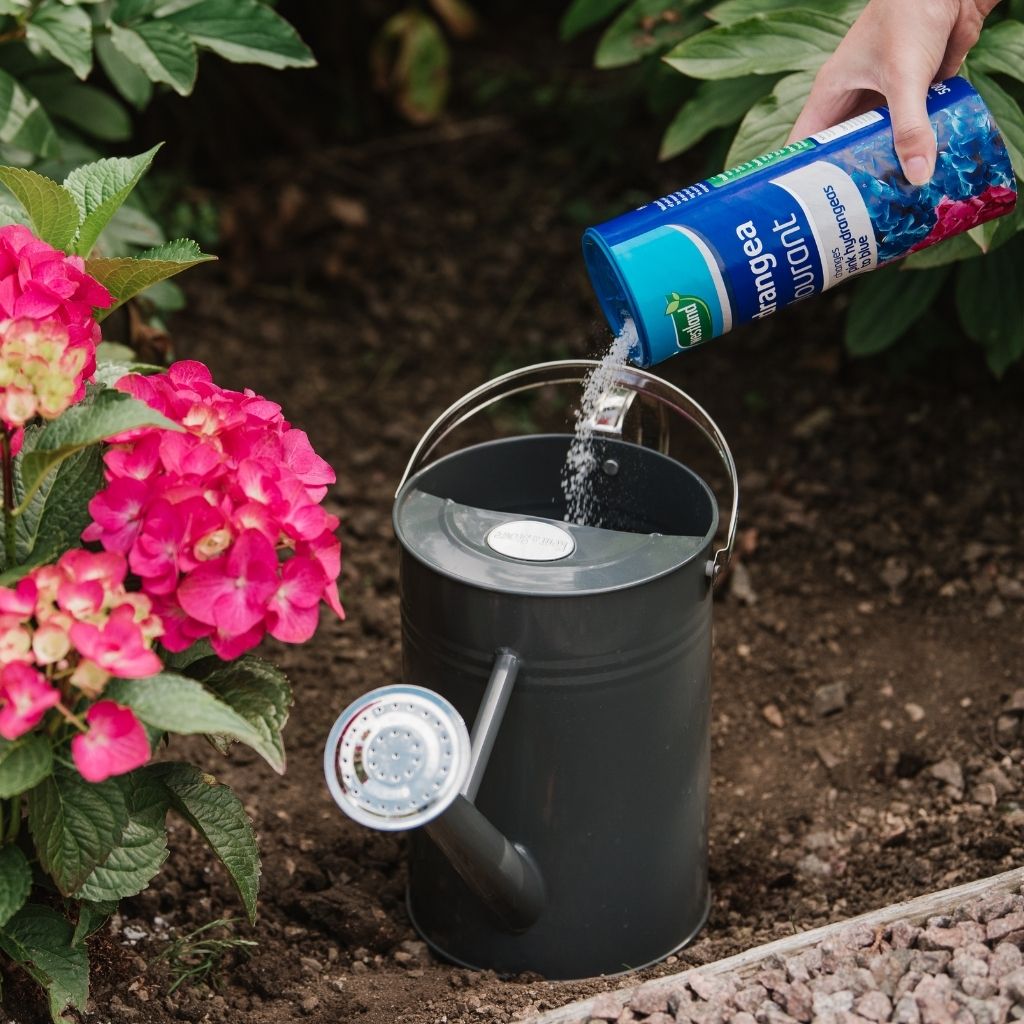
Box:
(787, 0), (1001, 185)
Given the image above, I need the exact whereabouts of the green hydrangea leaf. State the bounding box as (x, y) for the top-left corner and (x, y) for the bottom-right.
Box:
(0, 166), (80, 250)
(845, 266), (948, 357)
(202, 657), (293, 771)
(664, 8), (846, 79)
(147, 762), (260, 924)
(971, 20), (1024, 82)
(17, 388), (181, 511)
(73, 773), (169, 903)
(109, 21), (198, 96)
(0, 904), (89, 1022)
(63, 143), (162, 257)
(115, 0), (159, 21)
(162, 0), (315, 70)
(596, 0), (705, 69)
(0, 734), (53, 799)
(661, 74), (777, 159)
(560, 0), (628, 40)
(706, 0), (864, 26)
(86, 238), (215, 314)
(27, 770), (131, 895)
(0, 845), (32, 928)
(94, 202), (165, 257)
(26, 77), (133, 143)
(0, 69), (59, 158)
(955, 233), (1024, 376)
(95, 33), (154, 109)
(0, 202), (32, 228)
(902, 232), (983, 269)
(105, 672), (286, 773)
(25, 0), (93, 80)
(13, 444), (104, 570)
(725, 70), (815, 165)
(70, 899), (118, 947)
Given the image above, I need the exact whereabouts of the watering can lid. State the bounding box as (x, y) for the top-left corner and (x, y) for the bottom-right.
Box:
(394, 488), (709, 597)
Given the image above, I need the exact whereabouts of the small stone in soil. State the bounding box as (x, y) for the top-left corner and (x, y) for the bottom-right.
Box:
(905, 702), (926, 722)
(972, 782), (999, 807)
(813, 682), (847, 717)
(815, 743), (843, 770)
(762, 703), (785, 729)
(929, 758), (965, 791)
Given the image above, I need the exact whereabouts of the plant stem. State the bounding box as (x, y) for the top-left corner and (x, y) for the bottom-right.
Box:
(3, 798), (19, 845)
(1, 429), (14, 569)
(55, 702), (87, 732)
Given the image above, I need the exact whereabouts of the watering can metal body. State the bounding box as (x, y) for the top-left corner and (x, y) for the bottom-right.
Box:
(325, 362), (738, 980)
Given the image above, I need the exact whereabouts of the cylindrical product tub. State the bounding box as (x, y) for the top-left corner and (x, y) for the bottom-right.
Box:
(583, 75), (1017, 367)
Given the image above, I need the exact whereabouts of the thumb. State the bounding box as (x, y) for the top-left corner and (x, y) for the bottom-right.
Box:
(886, 76), (937, 186)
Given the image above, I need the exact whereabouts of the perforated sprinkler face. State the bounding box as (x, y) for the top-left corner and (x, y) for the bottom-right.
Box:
(324, 685), (472, 831)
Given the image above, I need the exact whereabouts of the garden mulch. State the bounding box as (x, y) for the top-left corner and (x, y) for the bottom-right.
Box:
(3, 84), (1024, 1024)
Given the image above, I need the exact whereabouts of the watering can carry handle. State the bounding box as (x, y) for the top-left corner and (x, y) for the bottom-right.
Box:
(396, 359), (738, 582)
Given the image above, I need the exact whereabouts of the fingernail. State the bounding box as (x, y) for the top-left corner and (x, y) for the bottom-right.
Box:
(905, 156), (931, 185)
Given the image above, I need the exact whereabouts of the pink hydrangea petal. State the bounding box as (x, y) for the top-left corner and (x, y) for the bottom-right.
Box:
(0, 578), (37, 618)
(0, 662), (59, 739)
(13, 280), (61, 319)
(268, 601), (319, 643)
(71, 701), (149, 782)
(209, 622), (265, 660)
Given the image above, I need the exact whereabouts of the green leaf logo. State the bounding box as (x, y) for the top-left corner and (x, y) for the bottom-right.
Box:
(665, 294), (712, 349)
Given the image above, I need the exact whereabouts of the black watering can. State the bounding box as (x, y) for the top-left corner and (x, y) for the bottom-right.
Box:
(324, 361), (738, 979)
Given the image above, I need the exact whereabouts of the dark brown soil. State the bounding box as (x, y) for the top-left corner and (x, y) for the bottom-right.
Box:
(4, 52), (1024, 1024)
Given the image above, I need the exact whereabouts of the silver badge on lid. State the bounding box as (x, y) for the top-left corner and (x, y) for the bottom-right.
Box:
(486, 520), (575, 562)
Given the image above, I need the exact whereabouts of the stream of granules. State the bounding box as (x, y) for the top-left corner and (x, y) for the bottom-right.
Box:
(561, 319), (638, 526)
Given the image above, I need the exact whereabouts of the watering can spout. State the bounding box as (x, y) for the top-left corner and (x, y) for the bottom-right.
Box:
(324, 651), (546, 933)
(425, 794), (545, 932)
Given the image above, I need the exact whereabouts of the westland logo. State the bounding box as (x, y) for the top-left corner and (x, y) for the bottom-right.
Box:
(665, 293), (711, 349)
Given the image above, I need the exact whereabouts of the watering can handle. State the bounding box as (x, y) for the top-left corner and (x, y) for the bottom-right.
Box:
(396, 359), (738, 583)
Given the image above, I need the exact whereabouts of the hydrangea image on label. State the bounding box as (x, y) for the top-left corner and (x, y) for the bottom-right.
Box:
(583, 76), (1018, 367)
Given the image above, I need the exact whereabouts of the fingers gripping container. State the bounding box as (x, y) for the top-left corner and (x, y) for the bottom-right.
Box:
(325, 361), (739, 980)
(583, 76), (1018, 367)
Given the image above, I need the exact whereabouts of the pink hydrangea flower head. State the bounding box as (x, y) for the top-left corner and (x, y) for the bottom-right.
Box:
(0, 662), (59, 739)
(0, 550), (164, 697)
(0, 225), (111, 351)
(0, 318), (96, 429)
(71, 701), (149, 782)
(85, 361), (345, 654)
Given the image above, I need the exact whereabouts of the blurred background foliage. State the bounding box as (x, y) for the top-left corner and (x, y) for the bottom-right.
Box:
(0, 1), (1019, 374)
(559, 0), (1024, 374)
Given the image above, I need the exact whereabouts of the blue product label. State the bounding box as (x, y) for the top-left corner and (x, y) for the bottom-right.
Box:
(583, 76), (1017, 366)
